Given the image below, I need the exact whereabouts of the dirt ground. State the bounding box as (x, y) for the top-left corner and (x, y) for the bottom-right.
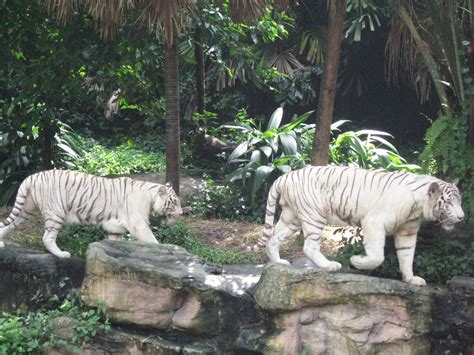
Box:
(0, 207), (350, 264)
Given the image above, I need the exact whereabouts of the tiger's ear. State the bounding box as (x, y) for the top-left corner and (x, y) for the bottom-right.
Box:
(159, 185), (168, 195)
(450, 178), (459, 186)
(165, 182), (172, 188)
(428, 182), (441, 198)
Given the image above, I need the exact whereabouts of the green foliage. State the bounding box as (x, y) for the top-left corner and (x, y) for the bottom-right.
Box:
(224, 108), (420, 218)
(75, 138), (166, 176)
(0, 122), (84, 206)
(57, 226), (106, 259)
(153, 221), (259, 264)
(420, 113), (474, 222)
(224, 107), (312, 202)
(335, 231), (474, 285)
(328, 127), (421, 172)
(0, 292), (110, 354)
(186, 179), (255, 221)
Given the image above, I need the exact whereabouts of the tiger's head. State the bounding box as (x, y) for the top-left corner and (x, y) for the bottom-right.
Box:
(153, 183), (183, 223)
(428, 180), (464, 231)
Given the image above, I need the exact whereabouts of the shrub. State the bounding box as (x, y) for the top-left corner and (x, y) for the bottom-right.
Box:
(75, 138), (165, 176)
(420, 113), (474, 222)
(57, 226), (107, 259)
(186, 179), (256, 221)
(153, 221), (259, 264)
(0, 292), (110, 354)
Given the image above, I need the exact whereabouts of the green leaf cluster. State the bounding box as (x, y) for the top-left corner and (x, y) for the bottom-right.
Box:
(0, 292), (110, 354)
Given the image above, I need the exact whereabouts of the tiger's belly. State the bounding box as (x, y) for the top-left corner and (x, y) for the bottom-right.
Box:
(101, 219), (127, 234)
(326, 213), (361, 227)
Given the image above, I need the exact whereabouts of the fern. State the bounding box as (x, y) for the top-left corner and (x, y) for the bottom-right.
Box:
(421, 113), (474, 222)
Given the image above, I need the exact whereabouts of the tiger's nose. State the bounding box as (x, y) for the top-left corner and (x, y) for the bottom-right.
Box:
(456, 211), (464, 221)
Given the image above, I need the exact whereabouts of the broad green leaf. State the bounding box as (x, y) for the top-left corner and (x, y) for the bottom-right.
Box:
(260, 146), (272, 158)
(250, 150), (262, 163)
(276, 164), (292, 174)
(280, 133), (297, 155)
(227, 141), (249, 164)
(242, 161), (256, 185)
(368, 135), (397, 152)
(261, 129), (277, 138)
(251, 165), (274, 200)
(282, 110), (314, 132)
(357, 129), (393, 137)
(267, 107), (283, 130)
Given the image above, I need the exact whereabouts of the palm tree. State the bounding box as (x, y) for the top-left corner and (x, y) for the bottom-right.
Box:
(46, 0), (291, 195)
(46, 0), (194, 195)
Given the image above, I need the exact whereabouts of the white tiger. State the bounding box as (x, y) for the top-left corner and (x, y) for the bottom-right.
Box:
(0, 170), (183, 258)
(259, 166), (464, 286)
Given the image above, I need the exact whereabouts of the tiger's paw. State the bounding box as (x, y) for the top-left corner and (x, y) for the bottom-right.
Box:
(406, 276), (427, 287)
(350, 255), (384, 270)
(55, 251), (71, 258)
(323, 261), (342, 272)
(274, 259), (291, 266)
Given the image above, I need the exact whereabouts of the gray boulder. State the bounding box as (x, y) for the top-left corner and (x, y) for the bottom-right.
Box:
(81, 241), (261, 343)
(253, 261), (432, 354)
(0, 243), (84, 312)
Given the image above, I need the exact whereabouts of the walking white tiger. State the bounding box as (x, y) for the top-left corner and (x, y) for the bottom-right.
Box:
(0, 170), (183, 258)
(259, 166), (464, 286)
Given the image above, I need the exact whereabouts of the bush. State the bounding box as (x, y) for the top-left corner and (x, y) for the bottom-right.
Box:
(420, 113), (474, 222)
(186, 179), (257, 221)
(57, 226), (106, 259)
(75, 138), (165, 176)
(0, 292), (110, 354)
(153, 221), (259, 264)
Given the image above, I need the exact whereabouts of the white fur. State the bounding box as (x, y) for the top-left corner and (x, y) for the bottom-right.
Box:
(0, 170), (182, 258)
(262, 166), (464, 285)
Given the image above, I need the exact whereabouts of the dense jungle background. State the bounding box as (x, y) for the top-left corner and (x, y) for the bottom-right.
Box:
(0, 0), (474, 351)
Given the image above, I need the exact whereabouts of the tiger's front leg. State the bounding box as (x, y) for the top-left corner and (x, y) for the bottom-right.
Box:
(128, 220), (159, 244)
(394, 231), (426, 286)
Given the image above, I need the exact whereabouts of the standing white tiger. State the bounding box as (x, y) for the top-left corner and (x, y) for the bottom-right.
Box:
(259, 166), (464, 286)
(0, 170), (183, 258)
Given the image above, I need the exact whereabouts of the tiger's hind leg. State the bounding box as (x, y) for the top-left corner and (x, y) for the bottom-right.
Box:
(350, 220), (385, 270)
(302, 219), (341, 272)
(42, 218), (70, 258)
(266, 207), (300, 266)
(0, 197), (37, 248)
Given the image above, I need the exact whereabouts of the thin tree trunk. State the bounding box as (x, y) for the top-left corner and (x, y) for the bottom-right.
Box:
(42, 120), (54, 170)
(165, 40), (180, 195)
(311, 0), (346, 166)
(468, 0), (474, 147)
(194, 27), (205, 114)
(397, 4), (451, 116)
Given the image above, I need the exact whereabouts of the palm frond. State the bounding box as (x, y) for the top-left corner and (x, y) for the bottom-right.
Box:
(385, 12), (433, 103)
(266, 50), (304, 78)
(229, 0), (291, 23)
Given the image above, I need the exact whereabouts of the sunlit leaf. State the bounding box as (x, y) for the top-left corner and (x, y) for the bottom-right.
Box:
(267, 107), (283, 130)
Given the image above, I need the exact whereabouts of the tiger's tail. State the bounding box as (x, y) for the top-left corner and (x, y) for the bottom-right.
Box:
(248, 178), (281, 252)
(0, 175), (33, 244)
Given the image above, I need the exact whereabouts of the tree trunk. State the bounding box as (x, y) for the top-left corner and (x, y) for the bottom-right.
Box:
(165, 40), (181, 195)
(468, 0), (474, 148)
(42, 120), (54, 170)
(194, 27), (205, 114)
(311, 0), (346, 166)
(397, 4), (451, 116)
